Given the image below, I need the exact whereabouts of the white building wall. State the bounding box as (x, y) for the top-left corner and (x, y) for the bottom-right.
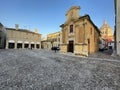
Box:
(116, 0), (120, 55)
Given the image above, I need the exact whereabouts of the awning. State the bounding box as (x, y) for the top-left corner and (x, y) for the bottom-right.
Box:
(31, 42), (35, 44)
(69, 38), (74, 41)
(24, 41), (29, 44)
(36, 42), (40, 44)
(8, 40), (15, 43)
(17, 41), (22, 43)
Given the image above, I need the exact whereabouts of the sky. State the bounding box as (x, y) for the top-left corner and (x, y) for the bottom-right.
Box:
(0, 0), (115, 37)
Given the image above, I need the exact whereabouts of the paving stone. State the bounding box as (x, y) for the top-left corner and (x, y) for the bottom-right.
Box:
(0, 49), (120, 90)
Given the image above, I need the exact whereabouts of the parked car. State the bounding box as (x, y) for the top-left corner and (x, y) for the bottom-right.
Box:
(108, 41), (114, 50)
(51, 46), (60, 51)
(99, 39), (105, 51)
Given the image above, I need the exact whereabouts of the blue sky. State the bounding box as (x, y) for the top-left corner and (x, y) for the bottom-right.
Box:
(0, 0), (115, 37)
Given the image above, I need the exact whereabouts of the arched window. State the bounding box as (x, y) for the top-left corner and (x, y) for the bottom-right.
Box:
(70, 25), (73, 33)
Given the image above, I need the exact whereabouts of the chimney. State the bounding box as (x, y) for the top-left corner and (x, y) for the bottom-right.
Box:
(34, 29), (38, 33)
(15, 24), (19, 30)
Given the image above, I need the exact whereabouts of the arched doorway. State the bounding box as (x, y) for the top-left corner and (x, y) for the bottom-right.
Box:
(68, 41), (74, 53)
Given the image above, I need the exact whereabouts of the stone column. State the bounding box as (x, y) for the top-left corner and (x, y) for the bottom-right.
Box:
(6, 41), (8, 49)
(22, 42), (24, 49)
(29, 43), (31, 49)
(35, 44), (36, 49)
(39, 43), (41, 49)
(15, 42), (17, 49)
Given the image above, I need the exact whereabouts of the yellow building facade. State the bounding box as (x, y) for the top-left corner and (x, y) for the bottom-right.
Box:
(6, 24), (41, 49)
(41, 37), (50, 49)
(60, 6), (100, 56)
(100, 20), (114, 41)
(47, 31), (61, 49)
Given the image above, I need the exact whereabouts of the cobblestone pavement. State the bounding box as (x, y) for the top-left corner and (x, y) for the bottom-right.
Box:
(0, 49), (120, 90)
(88, 49), (120, 60)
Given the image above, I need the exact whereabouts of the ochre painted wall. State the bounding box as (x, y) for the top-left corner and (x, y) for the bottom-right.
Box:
(60, 6), (100, 56)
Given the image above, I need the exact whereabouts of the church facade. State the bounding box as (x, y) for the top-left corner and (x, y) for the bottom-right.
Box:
(60, 6), (100, 56)
(100, 20), (114, 42)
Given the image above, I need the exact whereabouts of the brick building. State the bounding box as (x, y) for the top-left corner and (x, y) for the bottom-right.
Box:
(46, 31), (61, 49)
(60, 6), (100, 56)
(6, 24), (41, 49)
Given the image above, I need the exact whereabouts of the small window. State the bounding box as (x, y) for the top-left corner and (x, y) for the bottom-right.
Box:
(90, 28), (92, 35)
(70, 25), (73, 33)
